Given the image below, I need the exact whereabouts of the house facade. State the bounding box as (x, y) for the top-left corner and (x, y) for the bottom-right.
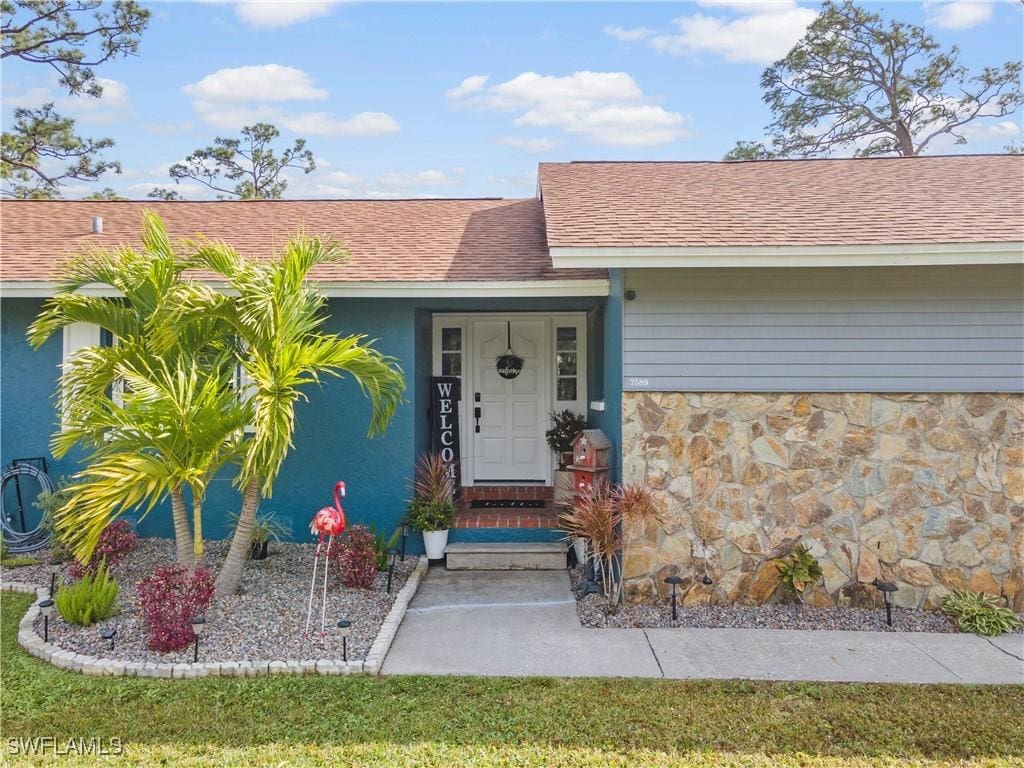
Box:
(2, 155), (1022, 609)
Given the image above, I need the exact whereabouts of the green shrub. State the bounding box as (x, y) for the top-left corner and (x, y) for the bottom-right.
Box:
(1, 556), (40, 568)
(33, 477), (74, 562)
(55, 561), (119, 626)
(775, 544), (823, 594)
(941, 589), (1023, 636)
(370, 525), (401, 570)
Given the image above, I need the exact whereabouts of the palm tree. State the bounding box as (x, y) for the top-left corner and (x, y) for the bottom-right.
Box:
(51, 356), (247, 566)
(176, 233), (406, 596)
(28, 212), (242, 566)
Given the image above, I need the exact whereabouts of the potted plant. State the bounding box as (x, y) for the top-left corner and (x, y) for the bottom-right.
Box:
(406, 453), (455, 560)
(546, 409), (586, 506)
(229, 510), (291, 560)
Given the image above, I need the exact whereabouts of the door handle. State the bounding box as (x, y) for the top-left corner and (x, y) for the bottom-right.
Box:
(474, 405), (481, 433)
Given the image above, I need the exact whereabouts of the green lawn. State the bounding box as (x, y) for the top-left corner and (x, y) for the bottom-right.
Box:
(1, 592), (1022, 767)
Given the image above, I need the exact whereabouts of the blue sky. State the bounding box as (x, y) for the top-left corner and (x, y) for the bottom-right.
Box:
(3, 0), (1022, 199)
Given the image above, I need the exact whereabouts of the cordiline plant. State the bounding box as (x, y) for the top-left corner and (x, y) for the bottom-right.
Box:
(137, 564), (215, 652)
(560, 483), (666, 607)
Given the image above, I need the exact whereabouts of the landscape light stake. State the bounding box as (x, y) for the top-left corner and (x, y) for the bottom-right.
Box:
(191, 615), (206, 663)
(49, 566), (58, 598)
(400, 525), (408, 561)
(39, 599), (54, 643)
(871, 578), (898, 626)
(337, 619), (352, 662)
(100, 626), (117, 651)
(387, 548), (399, 593)
(664, 575), (684, 622)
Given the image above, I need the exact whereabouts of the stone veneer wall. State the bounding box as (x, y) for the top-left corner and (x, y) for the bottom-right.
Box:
(621, 392), (1023, 611)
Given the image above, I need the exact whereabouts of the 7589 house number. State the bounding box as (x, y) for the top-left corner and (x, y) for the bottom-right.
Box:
(627, 377), (650, 388)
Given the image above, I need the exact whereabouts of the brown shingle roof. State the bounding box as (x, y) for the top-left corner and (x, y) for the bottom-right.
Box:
(539, 155), (1024, 248)
(0, 197), (605, 283)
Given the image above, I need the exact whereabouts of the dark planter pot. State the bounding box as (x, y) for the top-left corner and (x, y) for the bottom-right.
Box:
(249, 540), (269, 560)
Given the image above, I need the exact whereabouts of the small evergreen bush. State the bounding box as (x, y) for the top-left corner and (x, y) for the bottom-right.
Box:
(941, 590), (1023, 636)
(55, 560), (119, 626)
(137, 564), (215, 652)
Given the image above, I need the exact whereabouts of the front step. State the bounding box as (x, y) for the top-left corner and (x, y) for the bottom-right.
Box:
(444, 541), (567, 571)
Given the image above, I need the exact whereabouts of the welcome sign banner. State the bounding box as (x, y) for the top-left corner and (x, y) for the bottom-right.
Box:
(430, 376), (461, 492)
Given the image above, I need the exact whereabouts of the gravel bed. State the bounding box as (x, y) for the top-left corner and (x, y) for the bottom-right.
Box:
(569, 566), (961, 633)
(6, 538), (418, 663)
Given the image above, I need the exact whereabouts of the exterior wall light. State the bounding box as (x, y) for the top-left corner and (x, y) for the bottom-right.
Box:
(337, 618), (352, 662)
(191, 615), (206, 662)
(39, 598), (54, 643)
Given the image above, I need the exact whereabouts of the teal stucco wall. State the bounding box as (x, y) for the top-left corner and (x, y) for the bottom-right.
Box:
(1, 294), (612, 548)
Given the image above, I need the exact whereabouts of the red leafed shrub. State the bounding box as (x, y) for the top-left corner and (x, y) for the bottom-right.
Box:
(137, 565), (215, 652)
(331, 525), (378, 589)
(70, 520), (139, 579)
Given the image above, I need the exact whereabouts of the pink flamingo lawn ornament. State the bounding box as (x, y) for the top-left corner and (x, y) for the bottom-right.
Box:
(304, 481), (347, 637)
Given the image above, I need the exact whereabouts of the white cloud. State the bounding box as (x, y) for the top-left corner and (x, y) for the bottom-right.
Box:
(282, 166), (466, 198)
(62, 78), (133, 124)
(603, 25), (655, 42)
(183, 64), (328, 103)
(446, 75), (489, 100)
(497, 136), (559, 153)
(183, 64), (399, 138)
(378, 169), (464, 188)
(234, 1), (339, 28)
(144, 121), (193, 135)
(282, 111), (399, 137)
(487, 172), (538, 192)
(696, 0), (797, 12)
(924, 1), (994, 30)
(449, 70), (690, 147)
(125, 181), (210, 199)
(649, 1), (817, 64)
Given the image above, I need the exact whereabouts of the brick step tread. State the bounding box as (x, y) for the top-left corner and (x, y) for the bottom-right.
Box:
(444, 542), (566, 554)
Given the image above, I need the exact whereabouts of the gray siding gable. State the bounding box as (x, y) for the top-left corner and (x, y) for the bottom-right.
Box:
(622, 264), (1024, 393)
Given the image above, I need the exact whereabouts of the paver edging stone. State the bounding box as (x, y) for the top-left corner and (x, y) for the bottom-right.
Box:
(5, 556), (428, 678)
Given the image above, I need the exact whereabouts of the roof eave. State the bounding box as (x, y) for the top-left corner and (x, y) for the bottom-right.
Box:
(549, 242), (1024, 270)
(0, 278), (610, 299)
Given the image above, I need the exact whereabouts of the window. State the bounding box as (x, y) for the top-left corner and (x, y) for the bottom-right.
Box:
(440, 327), (462, 378)
(61, 322), (101, 428)
(555, 326), (578, 402)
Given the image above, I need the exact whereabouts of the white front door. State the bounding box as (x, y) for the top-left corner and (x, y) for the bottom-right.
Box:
(472, 318), (549, 482)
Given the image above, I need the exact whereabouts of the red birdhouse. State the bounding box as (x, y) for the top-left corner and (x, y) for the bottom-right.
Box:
(570, 429), (612, 498)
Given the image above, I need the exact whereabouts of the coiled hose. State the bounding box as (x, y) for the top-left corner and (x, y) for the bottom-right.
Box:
(1, 462), (55, 554)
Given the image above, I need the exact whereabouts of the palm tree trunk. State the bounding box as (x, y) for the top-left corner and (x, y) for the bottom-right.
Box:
(170, 489), (195, 568)
(214, 476), (260, 596)
(192, 493), (204, 559)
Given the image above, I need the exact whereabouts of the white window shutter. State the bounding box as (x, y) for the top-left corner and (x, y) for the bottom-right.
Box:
(61, 322), (101, 428)
(235, 360), (257, 434)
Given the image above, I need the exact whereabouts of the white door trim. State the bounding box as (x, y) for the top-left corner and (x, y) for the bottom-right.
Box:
(432, 311), (588, 487)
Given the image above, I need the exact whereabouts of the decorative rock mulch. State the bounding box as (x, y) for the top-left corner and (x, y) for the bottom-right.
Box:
(569, 566), (961, 633)
(2, 538), (426, 677)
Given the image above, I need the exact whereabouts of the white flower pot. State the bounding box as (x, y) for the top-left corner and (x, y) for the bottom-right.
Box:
(573, 536), (587, 564)
(422, 529), (450, 560)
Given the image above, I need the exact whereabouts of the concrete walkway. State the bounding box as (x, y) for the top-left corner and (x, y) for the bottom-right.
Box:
(381, 568), (1023, 684)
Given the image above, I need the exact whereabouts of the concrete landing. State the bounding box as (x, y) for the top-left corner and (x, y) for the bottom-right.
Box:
(381, 567), (1024, 684)
(444, 541), (567, 570)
